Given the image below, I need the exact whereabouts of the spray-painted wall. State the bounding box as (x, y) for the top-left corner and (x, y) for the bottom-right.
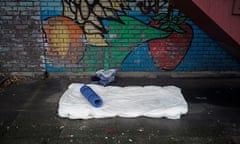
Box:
(1, 0), (240, 73)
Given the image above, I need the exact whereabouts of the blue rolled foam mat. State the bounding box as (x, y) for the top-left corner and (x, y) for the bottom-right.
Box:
(80, 84), (103, 108)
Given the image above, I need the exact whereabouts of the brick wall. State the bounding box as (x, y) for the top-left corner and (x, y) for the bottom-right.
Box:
(0, 1), (43, 72)
(1, 0), (240, 73)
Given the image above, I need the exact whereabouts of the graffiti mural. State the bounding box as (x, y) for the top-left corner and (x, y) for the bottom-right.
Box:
(40, 0), (239, 72)
(40, 0), (167, 71)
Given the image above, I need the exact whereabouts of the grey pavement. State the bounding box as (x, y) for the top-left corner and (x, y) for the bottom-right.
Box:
(0, 77), (240, 144)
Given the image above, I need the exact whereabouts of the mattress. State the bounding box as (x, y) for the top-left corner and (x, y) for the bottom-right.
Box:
(58, 83), (188, 119)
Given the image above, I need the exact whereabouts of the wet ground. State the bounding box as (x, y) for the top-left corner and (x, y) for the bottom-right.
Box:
(0, 76), (240, 144)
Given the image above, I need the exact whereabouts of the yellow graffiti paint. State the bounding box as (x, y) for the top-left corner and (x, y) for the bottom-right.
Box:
(48, 22), (70, 56)
(86, 34), (108, 46)
(50, 23), (70, 56)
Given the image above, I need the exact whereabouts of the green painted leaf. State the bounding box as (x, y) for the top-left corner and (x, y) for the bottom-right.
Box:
(172, 17), (177, 24)
(152, 13), (167, 21)
(170, 24), (185, 33)
(176, 16), (186, 24)
(160, 22), (169, 29)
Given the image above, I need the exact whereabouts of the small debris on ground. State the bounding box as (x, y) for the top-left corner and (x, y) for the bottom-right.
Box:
(128, 138), (133, 142)
(137, 127), (144, 132)
(59, 125), (65, 129)
(0, 74), (37, 89)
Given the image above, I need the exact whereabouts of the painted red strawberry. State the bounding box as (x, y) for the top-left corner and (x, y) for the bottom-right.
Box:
(149, 22), (193, 70)
(148, 6), (193, 71)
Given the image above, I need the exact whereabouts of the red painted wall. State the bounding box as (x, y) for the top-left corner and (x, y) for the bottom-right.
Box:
(193, 0), (240, 45)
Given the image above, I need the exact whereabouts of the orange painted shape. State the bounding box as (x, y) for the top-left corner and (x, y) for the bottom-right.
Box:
(43, 16), (84, 61)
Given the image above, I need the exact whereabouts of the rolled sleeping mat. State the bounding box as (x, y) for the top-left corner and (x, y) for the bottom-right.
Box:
(80, 84), (103, 108)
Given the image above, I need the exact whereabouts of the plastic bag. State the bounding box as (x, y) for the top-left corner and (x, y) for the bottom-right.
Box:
(95, 69), (117, 86)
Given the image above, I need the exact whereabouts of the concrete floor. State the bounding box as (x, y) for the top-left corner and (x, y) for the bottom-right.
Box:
(0, 77), (240, 144)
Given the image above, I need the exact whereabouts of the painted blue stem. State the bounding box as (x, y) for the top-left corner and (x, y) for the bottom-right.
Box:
(80, 85), (103, 108)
